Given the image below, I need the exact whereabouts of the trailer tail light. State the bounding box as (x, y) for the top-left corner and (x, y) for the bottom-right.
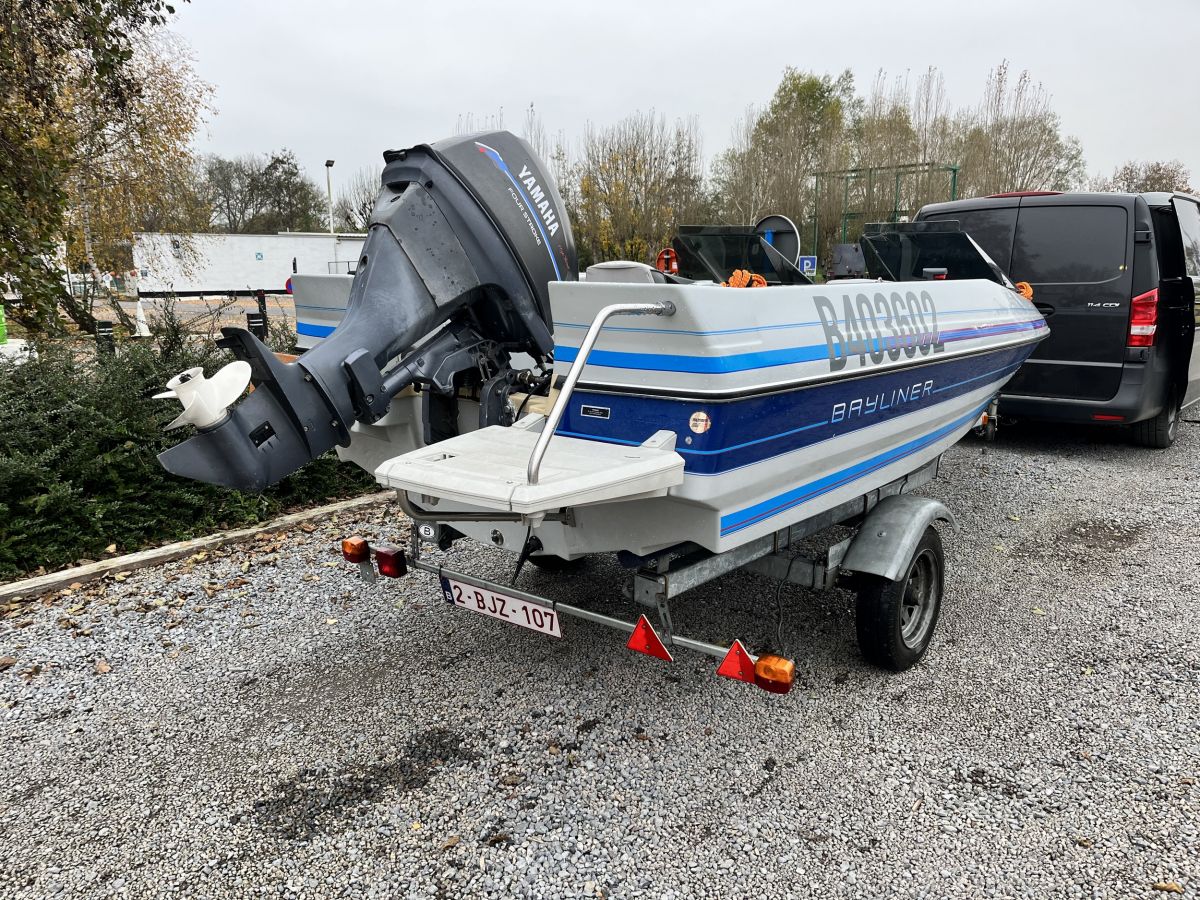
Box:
(1127, 289), (1158, 347)
(753, 654), (796, 694)
(341, 536), (370, 563)
(374, 544), (408, 578)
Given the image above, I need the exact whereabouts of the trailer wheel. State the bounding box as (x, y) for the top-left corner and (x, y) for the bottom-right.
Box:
(855, 526), (944, 672)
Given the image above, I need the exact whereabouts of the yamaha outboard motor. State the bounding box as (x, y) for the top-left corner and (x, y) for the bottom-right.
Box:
(158, 132), (577, 490)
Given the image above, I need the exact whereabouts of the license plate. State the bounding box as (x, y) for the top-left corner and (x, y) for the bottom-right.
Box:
(439, 577), (562, 638)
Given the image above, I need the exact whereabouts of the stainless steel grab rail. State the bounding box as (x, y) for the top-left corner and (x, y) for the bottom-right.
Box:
(526, 300), (676, 485)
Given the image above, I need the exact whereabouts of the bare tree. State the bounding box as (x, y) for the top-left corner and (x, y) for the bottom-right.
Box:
(955, 62), (1086, 196)
(571, 111), (708, 267)
(335, 167), (380, 232)
(1092, 159), (1194, 193)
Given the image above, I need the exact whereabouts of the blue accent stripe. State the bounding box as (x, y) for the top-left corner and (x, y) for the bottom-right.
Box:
(552, 307), (1039, 336)
(719, 400), (989, 536)
(296, 322), (335, 338)
(555, 320), (1042, 375)
(556, 343), (828, 373)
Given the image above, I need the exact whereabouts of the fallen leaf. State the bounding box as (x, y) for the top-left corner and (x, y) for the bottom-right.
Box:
(486, 832), (510, 846)
(94, 658), (112, 674)
(411, 821), (422, 831)
(240, 561), (251, 573)
(113, 572), (129, 582)
(325, 618), (338, 625)
(1032, 607), (1046, 616)
(69, 582), (83, 590)
(500, 774), (523, 786)
(104, 544), (117, 554)
(299, 522), (316, 533)
(1180, 776), (1196, 786)
(1074, 836), (1093, 847)
(440, 835), (460, 850)
(1152, 883), (1184, 895)
(1007, 514), (1020, 522)
(0, 656), (16, 672)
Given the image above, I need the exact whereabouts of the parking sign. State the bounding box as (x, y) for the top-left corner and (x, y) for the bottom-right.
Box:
(798, 255), (817, 275)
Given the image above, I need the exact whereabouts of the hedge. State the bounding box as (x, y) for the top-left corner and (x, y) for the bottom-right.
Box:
(0, 336), (374, 580)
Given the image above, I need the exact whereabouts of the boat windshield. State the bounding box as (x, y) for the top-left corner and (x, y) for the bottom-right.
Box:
(671, 227), (810, 285)
(860, 223), (1013, 287)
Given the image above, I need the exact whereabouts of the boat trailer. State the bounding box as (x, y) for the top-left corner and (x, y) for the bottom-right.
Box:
(343, 457), (954, 694)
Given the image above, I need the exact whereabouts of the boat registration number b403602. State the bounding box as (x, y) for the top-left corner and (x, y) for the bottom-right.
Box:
(439, 577), (562, 637)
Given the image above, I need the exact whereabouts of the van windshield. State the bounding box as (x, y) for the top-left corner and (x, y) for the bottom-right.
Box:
(1010, 206), (1128, 284)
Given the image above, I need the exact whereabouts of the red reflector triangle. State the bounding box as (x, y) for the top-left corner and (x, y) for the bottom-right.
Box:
(626, 614), (673, 662)
(716, 639), (757, 683)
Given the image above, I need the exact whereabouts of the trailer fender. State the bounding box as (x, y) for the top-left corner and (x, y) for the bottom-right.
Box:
(840, 495), (957, 582)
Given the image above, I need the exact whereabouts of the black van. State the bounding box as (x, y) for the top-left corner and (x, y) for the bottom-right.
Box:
(915, 191), (1200, 447)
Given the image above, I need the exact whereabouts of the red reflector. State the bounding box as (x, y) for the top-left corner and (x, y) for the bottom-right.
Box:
(374, 543), (407, 578)
(341, 535), (370, 563)
(933, 273), (947, 280)
(626, 614), (673, 661)
(716, 639), (757, 683)
(1091, 414), (1125, 422)
(1128, 288), (1158, 348)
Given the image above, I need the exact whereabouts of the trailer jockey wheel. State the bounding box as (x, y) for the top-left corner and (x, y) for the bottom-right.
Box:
(855, 526), (944, 672)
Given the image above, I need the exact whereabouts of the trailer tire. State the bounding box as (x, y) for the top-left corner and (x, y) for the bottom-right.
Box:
(855, 526), (943, 672)
(527, 554), (587, 573)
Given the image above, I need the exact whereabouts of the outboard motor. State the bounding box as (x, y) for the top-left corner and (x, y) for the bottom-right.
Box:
(158, 131), (577, 490)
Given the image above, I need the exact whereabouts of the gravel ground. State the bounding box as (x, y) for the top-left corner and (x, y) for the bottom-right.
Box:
(2, 421), (1198, 899)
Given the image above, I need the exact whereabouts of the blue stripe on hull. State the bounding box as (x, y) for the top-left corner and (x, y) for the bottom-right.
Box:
(556, 344), (1029, 475)
(554, 319), (1045, 375)
(296, 321), (335, 338)
(719, 401), (988, 536)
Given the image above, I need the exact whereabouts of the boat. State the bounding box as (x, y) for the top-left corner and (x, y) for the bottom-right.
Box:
(154, 130), (1046, 683)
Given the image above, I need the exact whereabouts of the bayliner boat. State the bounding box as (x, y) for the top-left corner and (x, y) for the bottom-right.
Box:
(155, 131), (1046, 685)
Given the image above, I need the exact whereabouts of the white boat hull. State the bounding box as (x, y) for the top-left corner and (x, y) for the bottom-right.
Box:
(368, 278), (1047, 557)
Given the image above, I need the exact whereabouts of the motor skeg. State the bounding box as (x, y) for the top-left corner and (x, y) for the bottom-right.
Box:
(157, 130), (576, 492)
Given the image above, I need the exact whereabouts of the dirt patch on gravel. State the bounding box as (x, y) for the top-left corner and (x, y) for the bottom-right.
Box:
(1055, 519), (1145, 553)
(243, 727), (477, 840)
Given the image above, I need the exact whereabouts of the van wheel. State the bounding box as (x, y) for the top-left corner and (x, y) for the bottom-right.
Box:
(855, 527), (944, 672)
(1132, 389), (1180, 449)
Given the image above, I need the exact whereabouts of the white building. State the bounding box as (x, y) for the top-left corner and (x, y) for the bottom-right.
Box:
(132, 232), (367, 297)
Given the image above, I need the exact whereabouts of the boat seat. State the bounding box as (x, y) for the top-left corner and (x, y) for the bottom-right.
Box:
(375, 416), (684, 515)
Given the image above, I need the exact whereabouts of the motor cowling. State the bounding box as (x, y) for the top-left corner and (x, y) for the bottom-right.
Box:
(157, 131), (576, 491)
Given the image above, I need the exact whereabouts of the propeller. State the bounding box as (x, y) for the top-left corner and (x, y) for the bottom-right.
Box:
(155, 361), (253, 431)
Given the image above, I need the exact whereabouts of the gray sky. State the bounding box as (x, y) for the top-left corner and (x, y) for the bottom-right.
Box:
(173, 0), (1200, 200)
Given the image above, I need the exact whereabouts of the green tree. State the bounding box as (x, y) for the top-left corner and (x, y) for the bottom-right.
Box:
(1, 0), (184, 333)
(204, 150), (326, 233)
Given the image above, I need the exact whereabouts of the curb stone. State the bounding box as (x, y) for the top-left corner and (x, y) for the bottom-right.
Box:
(0, 490), (396, 603)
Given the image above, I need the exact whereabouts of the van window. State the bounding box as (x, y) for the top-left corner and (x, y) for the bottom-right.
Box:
(1011, 206), (1128, 284)
(920, 208), (1017, 272)
(1173, 199), (1200, 277)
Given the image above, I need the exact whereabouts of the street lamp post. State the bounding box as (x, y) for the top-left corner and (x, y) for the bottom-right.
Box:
(324, 159), (335, 234)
